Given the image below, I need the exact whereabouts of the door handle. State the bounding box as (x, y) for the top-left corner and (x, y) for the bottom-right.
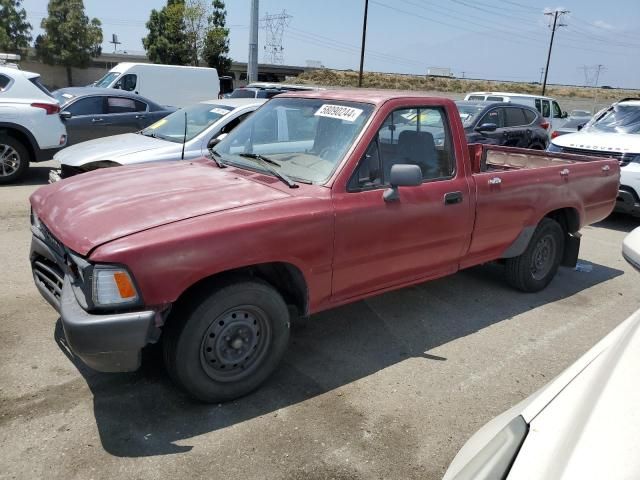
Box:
(560, 168), (570, 177)
(135, 114), (146, 119)
(91, 118), (104, 123)
(444, 191), (463, 205)
(488, 177), (502, 185)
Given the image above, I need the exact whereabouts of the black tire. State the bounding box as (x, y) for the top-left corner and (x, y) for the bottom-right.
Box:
(163, 279), (290, 403)
(0, 136), (30, 184)
(505, 218), (565, 292)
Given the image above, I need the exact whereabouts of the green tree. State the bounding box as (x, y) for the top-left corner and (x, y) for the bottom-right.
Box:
(202, 0), (231, 74)
(0, 0), (32, 55)
(34, 0), (102, 86)
(142, 0), (191, 65)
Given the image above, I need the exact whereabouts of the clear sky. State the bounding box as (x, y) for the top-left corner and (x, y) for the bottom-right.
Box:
(23, 0), (640, 88)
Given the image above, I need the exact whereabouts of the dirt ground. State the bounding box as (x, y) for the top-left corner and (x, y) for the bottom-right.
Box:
(1, 161), (639, 480)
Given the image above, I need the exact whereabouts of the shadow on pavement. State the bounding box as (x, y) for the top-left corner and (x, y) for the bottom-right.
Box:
(54, 260), (623, 458)
(593, 213), (639, 233)
(16, 165), (52, 186)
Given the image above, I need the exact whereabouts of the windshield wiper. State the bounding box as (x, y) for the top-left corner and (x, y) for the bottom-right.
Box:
(209, 149), (227, 168)
(238, 153), (298, 188)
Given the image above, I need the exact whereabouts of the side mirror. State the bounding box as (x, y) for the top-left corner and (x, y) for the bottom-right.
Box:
(562, 111), (568, 118)
(476, 123), (497, 132)
(207, 132), (228, 149)
(383, 164), (422, 202)
(59, 111), (72, 120)
(577, 123), (586, 131)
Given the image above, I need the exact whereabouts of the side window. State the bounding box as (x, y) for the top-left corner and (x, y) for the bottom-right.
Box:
(468, 95), (485, 101)
(523, 109), (537, 124)
(106, 97), (137, 113)
(504, 107), (527, 127)
(134, 100), (148, 112)
(479, 108), (503, 128)
(349, 107), (455, 191)
(0, 74), (11, 92)
(486, 96), (504, 102)
(535, 98), (541, 113)
(219, 112), (251, 135)
(65, 97), (105, 116)
(541, 100), (551, 118)
(115, 74), (137, 92)
(552, 101), (562, 118)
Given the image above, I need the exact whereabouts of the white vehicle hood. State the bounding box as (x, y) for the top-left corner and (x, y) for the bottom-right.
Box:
(552, 130), (640, 155)
(444, 309), (640, 480)
(54, 133), (172, 167)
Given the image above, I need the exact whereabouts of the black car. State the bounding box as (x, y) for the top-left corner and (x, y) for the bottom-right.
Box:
(52, 87), (177, 146)
(456, 101), (549, 149)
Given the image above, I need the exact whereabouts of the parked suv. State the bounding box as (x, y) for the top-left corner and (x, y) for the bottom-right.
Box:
(0, 66), (66, 183)
(464, 91), (568, 135)
(456, 101), (548, 149)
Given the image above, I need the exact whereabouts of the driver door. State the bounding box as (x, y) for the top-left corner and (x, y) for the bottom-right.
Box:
(331, 105), (473, 302)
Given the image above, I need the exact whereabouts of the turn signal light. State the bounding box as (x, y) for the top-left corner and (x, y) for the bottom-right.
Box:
(540, 121), (550, 130)
(551, 130), (560, 139)
(113, 271), (136, 299)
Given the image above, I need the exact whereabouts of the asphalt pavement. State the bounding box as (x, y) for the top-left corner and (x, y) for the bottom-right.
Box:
(1, 161), (639, 480)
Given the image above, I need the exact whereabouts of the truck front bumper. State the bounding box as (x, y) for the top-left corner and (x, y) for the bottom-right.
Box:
(615, 188), (640, 217)
(30, 234), (157, 373)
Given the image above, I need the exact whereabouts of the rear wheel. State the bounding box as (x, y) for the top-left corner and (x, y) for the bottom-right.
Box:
(0, 136), (30, 184)
(505, 218), (565, 292)
(163, 279), (290, 402)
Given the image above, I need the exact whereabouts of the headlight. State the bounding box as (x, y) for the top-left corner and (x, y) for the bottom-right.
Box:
(92, 266), (140, 307)
(547, 142), (563, 153)
(451, 416), (528, 480)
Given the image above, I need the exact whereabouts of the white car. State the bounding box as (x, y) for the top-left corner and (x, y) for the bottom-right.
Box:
(0, 66), (67, 183)
(444, 306), (640, 480)
(548, 98), (640, 216)
(51, 98), (265, 181)
(622, 227), (640, 271)
(464, 91), (568, 135)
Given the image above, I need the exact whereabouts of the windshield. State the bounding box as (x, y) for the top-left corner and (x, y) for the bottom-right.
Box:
(94, 72), (121, 88)
(456, 104), (486, 127)
(588, 104), (640, 134)
(52, 90), (75, 106)
(229, 89), (257, 99)
(214, 97), (374, 183)
(141, 103), (233, 143)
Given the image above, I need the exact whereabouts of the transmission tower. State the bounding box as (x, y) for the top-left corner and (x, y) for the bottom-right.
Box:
(261, 10), (292, 65)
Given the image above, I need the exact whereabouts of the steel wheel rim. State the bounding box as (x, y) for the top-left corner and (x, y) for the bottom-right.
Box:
(0, 144), (20, 177)
(200, 305), (272, 382)
(531, 234), (556, 280)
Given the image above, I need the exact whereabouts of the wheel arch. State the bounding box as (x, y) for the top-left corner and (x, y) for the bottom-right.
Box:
(172, 261), (310, 318)
(0, 122), (37, 162)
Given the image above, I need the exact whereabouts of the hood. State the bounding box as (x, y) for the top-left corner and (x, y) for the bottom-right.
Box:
(552, 131), (640, 154)
(30, 159), (291, 255)
(54, 133), (170, 166)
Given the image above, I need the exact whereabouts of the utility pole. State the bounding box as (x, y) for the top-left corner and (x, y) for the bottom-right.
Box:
(541, 8), (569, 95)
(539, 67), (545, 84)
(247, 0), (259, 83)
(358, 0), (369, 88)
(592, 64), (605, 113)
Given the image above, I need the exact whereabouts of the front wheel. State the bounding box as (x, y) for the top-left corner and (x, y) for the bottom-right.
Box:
(505, 218), (565, 292)
(163, 280), (290, 402)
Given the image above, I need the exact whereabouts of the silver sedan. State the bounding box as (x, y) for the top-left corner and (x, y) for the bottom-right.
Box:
(50, 98), (266, 181)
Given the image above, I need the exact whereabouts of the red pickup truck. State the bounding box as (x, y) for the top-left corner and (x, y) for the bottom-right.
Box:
(30, 90), (619, 402)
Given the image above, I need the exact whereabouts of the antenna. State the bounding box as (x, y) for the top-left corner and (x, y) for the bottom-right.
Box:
(181, 111), (187, 160)
(260, 10), (292, 65)
(109, 34), (121, 53)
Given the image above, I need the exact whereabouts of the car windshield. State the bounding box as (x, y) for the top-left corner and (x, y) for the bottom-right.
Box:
(93, 72), (121, 88)
(456, 104), (486, 127)
(214, 97), (374, 184)
(52, 90), (75, 106)
(588, 104), (640, 134)
(141, 103), (233, 143)
(229, 89), (257, 99)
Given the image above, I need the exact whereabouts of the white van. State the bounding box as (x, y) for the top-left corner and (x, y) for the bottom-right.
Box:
(92, 62), (219, 107)
(464, 91), (568, 134)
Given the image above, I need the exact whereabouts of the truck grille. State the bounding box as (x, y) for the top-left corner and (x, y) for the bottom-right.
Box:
(560, 147), (628, 166)
(40, 222), (64, 255)
(33, 256), (64, 304)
